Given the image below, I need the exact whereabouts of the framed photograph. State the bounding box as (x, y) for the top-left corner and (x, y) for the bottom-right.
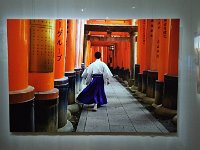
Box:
(194, 34), (200, 94)
(7, 19), (179, 134)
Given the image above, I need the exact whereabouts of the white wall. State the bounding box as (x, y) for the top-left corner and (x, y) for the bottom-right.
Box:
(0, 0), (199, 150)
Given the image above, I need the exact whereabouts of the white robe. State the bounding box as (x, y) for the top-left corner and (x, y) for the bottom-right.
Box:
(82, 59), (113, 85)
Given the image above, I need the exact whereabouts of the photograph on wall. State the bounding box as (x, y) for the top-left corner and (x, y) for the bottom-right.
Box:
(194, 34), (200, 93)
(7, 19), (179, 134)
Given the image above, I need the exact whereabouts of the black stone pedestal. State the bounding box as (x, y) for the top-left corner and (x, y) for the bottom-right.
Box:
(74, 68), (82, 94)
(142, 70), (148, 93)
(34, 88), (59, 132)
(54, 77), (69, 129)
(155, 80), (164, 105)
(9, 86), (35, 132)
(134, 64), (140, 86)
(162, 74), (178, 110)
(65, 71), (76, 105)
(146, 70), (158, 98)
(124, 69), (130, 82)
(138, 73), (143, 92)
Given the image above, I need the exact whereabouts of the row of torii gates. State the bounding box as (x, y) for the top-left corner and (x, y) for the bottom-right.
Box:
(83, 19), (179, 124)
(82, 24), (137, 79)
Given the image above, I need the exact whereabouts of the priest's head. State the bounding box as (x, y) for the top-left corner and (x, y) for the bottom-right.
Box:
(95, 52), (101, 59)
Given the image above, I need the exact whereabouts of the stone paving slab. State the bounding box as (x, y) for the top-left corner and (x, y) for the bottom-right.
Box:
(84, 116), (110, 132)
(110, 125), (136, 132)
(108, 114), (132, 126)
(106, 103), (123, 108)
(154, 121), (169, 133)
(76, 77), (168, 133)
(127, 111), (152, 121)
(85, 116), (109, 125)
(87, 110), (108, 117)
(107, 106), (127, 115)
(122, 103), (142, 111)
(85, 124), (110, 132)
(132, 120), (161, 133)
(76, 116), (86, 132)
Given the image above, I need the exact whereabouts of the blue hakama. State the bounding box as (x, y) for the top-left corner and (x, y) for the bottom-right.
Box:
(76, 74), (107, 106)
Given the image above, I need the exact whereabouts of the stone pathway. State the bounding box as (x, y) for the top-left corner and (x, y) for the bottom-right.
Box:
(76, 77), (168, 133)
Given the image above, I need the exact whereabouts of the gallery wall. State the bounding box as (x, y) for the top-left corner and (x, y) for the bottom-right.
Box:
(0, 0), (200, 150)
